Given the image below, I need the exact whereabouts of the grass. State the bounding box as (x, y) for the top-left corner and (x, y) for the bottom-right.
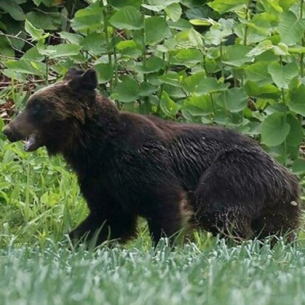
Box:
(0, 132), (305, 305)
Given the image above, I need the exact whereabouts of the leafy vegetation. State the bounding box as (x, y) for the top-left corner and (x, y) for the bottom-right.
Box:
(0, 1), (305, 304)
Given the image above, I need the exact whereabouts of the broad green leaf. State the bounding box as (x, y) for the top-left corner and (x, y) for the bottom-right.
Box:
(246, 40), (273, 57)
(158, 73), (182, 87)
(175, 29), (203, 48)
(165, 3), (182, 22)
(291, 159), (305, 175)
(38, 44), (81, 59)
(279, 11), (305, 45)
(171, 49), (202, 65)
(222, 88), (248, 112)
(167, 19), (192, 30)
(59, 32), (83, 45)
(272, 43), (289, 56)
(222, 46), (252, 66)
(135, 57), (164, 73)
(208, 0), (248, 14)
(183, 95), (214, 116)
(182, 71), (206, 92)
(286, 115), (303, 147)
(5, 59), (46, 76)
(25, 19), (47, 41)
(116, 40), (142, 58)
(71, 3), (103, 32)
(261, 113), (290, 146)
(139, 83), (157, 97)
(109, 0), (142, 9)
(145, 17), (170, 45)
(0, 0), (25, 21)
(268, 61), (299, 89)
(279, 0), (298, 10)
(109, 6), (143, 30)
(289, 85), (305, 116)
(0, 36), (15, 58)
(94, 63), (113, 84)
(142, 0), (179, 11)
(160, 91), (178, 117)
(244, 81), (281, 99)
(111, 79), (140, 103)
(194, 77), (229, 95)
(244, 62), (273, 85)
(81, 33), (108, 55)
(26, 11), (61, 31)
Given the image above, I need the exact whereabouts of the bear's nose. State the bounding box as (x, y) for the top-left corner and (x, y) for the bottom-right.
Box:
(3, 127), (11, 137)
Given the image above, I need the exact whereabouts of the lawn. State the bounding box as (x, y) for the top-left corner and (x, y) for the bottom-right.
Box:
(0, 137), (305, 305)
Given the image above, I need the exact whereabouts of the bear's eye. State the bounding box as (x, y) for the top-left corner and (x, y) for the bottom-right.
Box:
(31, 102), (43, 116)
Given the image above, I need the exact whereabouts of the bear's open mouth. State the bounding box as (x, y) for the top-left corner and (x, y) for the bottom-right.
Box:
(23, 133), (43, 152)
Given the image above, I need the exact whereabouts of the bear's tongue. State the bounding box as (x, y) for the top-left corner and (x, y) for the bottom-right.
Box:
(24, 133), (40, 152)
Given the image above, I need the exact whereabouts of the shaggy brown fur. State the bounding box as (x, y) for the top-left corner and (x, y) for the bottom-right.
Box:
(3, 68), (302, 245)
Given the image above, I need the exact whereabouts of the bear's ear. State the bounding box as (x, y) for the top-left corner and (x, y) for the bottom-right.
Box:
(81, 69), (98, 90)
(66, 68), (98, 91)
(64, 68), (84, 81)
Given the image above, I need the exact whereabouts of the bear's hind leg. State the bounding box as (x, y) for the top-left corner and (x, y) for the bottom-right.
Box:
(146, 187), (191, 245)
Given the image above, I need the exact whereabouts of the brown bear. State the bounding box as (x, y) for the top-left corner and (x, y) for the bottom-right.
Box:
(3, 68), (301, 245)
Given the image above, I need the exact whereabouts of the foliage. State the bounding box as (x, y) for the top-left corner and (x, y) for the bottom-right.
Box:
(0, 0), (304, 169)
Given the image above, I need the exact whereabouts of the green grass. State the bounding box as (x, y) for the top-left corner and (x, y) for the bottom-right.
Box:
(0, 136), (305, 305)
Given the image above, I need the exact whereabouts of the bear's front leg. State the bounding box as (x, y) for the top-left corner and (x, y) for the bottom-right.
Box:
(68, 212), (138, 246)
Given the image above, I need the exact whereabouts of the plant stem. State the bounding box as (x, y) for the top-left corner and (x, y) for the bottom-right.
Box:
(243, 0), (253, 46)
(101, 0), (113, 91)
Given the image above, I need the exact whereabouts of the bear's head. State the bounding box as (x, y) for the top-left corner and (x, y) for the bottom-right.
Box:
(3, 68), (98, 155)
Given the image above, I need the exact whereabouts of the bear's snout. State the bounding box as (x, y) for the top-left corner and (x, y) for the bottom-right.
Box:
(3, 125), (23, 143)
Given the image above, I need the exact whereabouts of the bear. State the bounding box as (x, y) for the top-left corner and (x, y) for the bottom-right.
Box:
(3, 68), (301, 245)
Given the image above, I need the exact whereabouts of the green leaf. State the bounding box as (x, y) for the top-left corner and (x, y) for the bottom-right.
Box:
(5, 59), (46, 76)
(208, 0), (248, 14)
(94, 63), (113, 84)
(109, 6), (143, 30)
(71, 3), (103, 32)
(194, 77), (229, 95)
(26, 11), (61, 31)
(171, 49), (203, 65)
(286, 115), (303, 147)
(158, 73), (181, 87)
(289, 85), (305, 116)
(244, 81), (281, 99)
(145, 16), (170, 45)
(81, 33), (108, 55)
(24, 19), (46, 41)
(222, 46), (252, 66)
(139, 83), (157, 97)
(111, 79), (140, 103)
(116, 40), (142, 58)
(268, 61), (299, 89)
(222, 88), (248, 113)
(109, 0), (142, 9)
(160, 91), (179, 117)
(261, 113), (290, 147)
(279, 11), (305, 45)
(0, 0), (25, 21)
(182, 71), (206, 92)
(165, 3), (182, 22)
(246, 40), (273, 57)
(183, 95), (213, 116)
(291, 159), (305, 175)
(38, 44), (82, 59)
(245, 62), (273, 85)
(135, 56), (164, 73)
(279, 0), (298, 10)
